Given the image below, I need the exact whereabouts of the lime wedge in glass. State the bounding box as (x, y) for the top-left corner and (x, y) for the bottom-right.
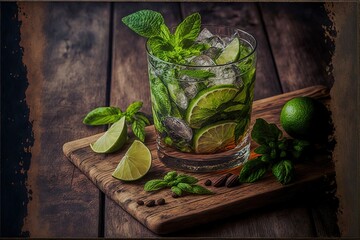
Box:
(193, 121), (237, 153)
(186, 85), (238, 129)
(215, 37), (240, 65)
(112, 140), (152, 181)
(90, 117), (127, 153)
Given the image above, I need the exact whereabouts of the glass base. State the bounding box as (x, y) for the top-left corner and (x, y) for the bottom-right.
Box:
(157, 133), (251, 172)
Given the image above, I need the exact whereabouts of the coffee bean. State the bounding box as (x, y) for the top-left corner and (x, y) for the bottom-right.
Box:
(204, 179), (212, 186)
(137, 200), (144, 206)
(145, 200), (156, 207)
(213, 173), (232, 187)
(225, 174), (240, 188)
(156, 198), (166, 205)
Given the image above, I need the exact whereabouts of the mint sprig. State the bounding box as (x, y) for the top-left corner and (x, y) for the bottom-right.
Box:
(83, 101), (150, 142)
(144, 171), (213, 196)
(239, 118), (310, 185)
(122, 10), (209, 64)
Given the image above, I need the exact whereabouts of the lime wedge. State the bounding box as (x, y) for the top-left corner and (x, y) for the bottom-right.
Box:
(90, 117), (127, 153)
(186, 85), (238, 129)
(216, 37), (240, 65)
(112, 140), (152, 181)
(194, 121), (237, 153)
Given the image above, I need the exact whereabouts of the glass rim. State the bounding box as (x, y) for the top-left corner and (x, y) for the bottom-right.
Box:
(145, 25), (257, 68)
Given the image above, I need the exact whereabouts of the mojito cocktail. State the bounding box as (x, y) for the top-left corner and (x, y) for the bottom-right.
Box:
(147, 26), (257, 171)
(122, 10), (257, 171)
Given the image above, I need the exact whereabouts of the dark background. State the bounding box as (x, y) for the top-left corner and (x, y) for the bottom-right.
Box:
(1, 1), (358, 238)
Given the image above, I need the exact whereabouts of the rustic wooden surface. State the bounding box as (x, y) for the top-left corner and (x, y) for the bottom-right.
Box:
(1, 2), (342, 238)
(63, 86), (334, 235)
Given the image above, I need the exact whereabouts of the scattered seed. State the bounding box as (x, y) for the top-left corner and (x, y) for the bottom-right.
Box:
(225, 174), (240, 188)
(145, 200), (156, 207)
(137, 200), (144, 206)
(204, 179), (212, 186)
(156, 198), (166, 205)
(213, 173), (232, 187)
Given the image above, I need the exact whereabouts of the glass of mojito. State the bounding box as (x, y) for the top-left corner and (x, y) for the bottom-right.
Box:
(123, 11), (257, 171)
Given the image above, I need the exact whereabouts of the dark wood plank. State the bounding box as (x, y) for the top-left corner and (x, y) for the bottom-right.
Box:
(105, 2), (183, 237)
(260, 3), (334, 92)
(181, 2), (282, 100)
(328, 2), (359, 237)
(64, 86), (333, 236)
(259, 3), (339, 237)
(18, 2), (111, 237)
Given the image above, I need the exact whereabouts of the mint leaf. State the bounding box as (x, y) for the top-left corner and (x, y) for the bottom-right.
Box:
(175, 174), (198, 184)
(254, 145), (270, 155)
(177, 182), (193, 193)
(159, 24), (172, 41)
(148, 36), (174, 55)
(164, 171), (178, 182)
(251, 118), (283, 145)
(135, 112), (151, 125)
(144, 179), (168, 191)
(190, 185), (213, 195)
(171, 186), (182, 196)
(179, 69), (215, 79)
(132, 119), (146, 142)
(175, 13), (201, 47)
(83, 107), (123, 125)
(239, 157), (268, 183)
(126, 101), (143, 117)
(235, 119), (249, 143)
(122, 10), (164, 38)
(272, 160), (295, 185)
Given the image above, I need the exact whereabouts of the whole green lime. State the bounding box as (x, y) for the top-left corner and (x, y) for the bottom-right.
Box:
(280, 97), (330, 142)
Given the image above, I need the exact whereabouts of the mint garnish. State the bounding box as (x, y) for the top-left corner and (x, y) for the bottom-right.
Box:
(83, 101), (151, 142)
(121, 10), (164, 38)
(122, 10), (209, 64)
(239, 118), (310, 185)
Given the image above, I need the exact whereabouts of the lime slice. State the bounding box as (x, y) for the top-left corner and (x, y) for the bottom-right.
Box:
(216, 37), (240, 65)
(112, 140), (152, 181)
(186, 85), (238, 129)
(194, 121), (237, 153)
(90, 117), (127, 153)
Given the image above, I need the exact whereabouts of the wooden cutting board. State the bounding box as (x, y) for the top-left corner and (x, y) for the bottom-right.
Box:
(63, 85), (334, 235)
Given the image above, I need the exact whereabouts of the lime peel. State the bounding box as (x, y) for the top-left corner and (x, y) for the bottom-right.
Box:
(90, 117), (127, 153)
(112, 140), (152, 181)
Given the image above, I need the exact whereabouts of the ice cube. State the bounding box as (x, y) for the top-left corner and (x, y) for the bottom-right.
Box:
(196, 28), (214, 42)
(191, 55), (216, 66)
(167, 82), (188, 110)
(163, 117), (193, 142)
(203, 47), (222, 60)
(208, 36), (226, 49)
(209, 65), (238, 86)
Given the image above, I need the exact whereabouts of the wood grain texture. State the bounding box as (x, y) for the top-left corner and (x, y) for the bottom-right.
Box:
(18, 2), (111, 237)
(259, 3), (335, 92)
(329, 2), (359, 237)
(181, 2), (282, 100)
(64, 86), (334, 235)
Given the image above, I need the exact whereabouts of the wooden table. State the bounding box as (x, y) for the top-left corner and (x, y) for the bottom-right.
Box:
(2, 2), (340, 237)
